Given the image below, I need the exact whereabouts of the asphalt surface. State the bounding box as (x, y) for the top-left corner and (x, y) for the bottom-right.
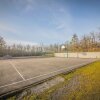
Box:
(0, 57), (97, 96)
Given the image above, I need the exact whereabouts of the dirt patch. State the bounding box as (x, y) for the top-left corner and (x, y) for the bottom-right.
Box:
(31, 76), (64, 94)
(16, 76), (64, 100)
(50, 75), (81, 100)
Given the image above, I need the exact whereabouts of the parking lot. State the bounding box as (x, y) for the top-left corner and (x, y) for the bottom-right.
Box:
(0, 57), (96, 96)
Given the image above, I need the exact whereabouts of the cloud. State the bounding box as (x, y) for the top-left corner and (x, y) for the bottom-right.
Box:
(0, 23), (38, 45)
(0, 22), (24, 42)
(25, 4), (33, 12)
(50, 5), (72, 34)
(24, 0), (35, 12)
(0, 23), (18, 34)
(13, 0), (36, 12)
(56, 24), (65, 29)
(0, 0), (73, 44)
(6, 39), (38, 46)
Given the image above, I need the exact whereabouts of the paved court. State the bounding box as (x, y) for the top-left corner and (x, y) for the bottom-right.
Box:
(0, 57), (96, 96)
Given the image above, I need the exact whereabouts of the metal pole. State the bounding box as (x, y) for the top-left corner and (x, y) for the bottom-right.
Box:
(67, 41), (68, 58)
(65, 41), (68, 58)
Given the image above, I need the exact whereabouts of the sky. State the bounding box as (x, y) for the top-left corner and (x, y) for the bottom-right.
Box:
(0, 0), (100, 45)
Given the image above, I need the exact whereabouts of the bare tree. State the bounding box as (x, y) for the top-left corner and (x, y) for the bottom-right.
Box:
(0, 36), (6, 56)
(71, 34), (79, 52)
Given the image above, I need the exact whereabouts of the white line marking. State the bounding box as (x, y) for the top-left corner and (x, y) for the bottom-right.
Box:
(9, 61), (25, 81)
(0, 61), (94, 89)
(0, 80), (24, 89)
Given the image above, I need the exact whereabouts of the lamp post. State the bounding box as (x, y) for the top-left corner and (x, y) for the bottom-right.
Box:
(61, 41), (69, 58)
(61, 45), (66, 57)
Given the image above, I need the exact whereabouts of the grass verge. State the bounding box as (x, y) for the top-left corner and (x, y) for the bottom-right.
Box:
(8, 61), (100, 100)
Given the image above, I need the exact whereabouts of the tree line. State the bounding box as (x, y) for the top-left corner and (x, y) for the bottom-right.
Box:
(65, 31), (100, 52)
(0, 31), (100, 57)
(0, 37), (45, 57)
(46, 31), (100, 53)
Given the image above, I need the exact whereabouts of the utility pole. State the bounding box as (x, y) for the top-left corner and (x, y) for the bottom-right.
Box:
(67, 41), (68, 58)
(65, 41), (69, 58)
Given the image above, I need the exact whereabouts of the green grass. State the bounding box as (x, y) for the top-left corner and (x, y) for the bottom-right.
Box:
(27, 61), (100, 100)
(8, 61), (100, 100)
(61, 61), (100, 100)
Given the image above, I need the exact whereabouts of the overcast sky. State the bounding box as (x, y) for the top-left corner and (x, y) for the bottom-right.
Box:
(0, 0), (100, 45)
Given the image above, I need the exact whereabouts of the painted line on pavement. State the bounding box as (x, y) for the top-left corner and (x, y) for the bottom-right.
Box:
(0, 61), (93, 89)
(9, 61), (25, 81)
